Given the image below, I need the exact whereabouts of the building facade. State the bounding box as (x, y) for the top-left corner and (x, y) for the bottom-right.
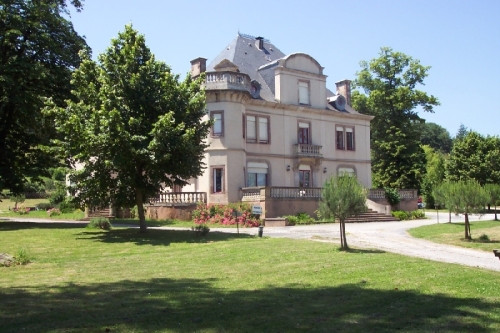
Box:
(178, 33), (373, 209)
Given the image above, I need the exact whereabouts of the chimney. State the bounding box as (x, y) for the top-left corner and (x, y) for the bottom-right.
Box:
(335, 79), (352, 106)
(255, 36), (264, 50)
(190, 57), (207, 79)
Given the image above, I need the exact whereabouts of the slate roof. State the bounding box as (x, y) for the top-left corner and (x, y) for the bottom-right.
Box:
(207, 33), (340, 108)
(207, 34), (286, 102)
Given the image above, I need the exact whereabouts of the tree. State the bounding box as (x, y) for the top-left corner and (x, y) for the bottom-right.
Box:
(421, 145), (446, 208)
(454, 123), (469, 142)
(0, 0), (87, 194)
(352, 47), (439, 190)
(319, 175), (367, 249)
(419, 122), (453, 153)
(484, 184), (500, 221)
(438, 180), (489, 239)
(45, 26), (211, 233)
(446, 132), (500, 186)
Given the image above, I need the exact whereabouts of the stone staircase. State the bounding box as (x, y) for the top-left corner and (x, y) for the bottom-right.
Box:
(345, 209), (399, 223)
(80, 208), (115, 221)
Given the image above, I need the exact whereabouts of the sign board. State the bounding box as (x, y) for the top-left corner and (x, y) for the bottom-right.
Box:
(252, 205), (263, 215)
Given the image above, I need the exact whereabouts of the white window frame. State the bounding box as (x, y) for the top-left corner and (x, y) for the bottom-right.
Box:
(299, 81), (310, 105)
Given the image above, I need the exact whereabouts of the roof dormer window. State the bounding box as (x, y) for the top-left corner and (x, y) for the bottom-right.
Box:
(299, 81), (310, 105)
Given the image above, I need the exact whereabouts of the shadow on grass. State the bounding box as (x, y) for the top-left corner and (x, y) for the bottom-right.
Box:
(76, 228), (254, 246)
(1, 278), (499, 332)
(0, 221), (87, 231)
(341, 248), (385, 254)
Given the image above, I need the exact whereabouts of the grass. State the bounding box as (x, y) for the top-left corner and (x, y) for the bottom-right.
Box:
(408, 220), (500, 252)
(1, 221), (499, 332)
(0, 198), (50, 212)
(0, 209), (85, 220)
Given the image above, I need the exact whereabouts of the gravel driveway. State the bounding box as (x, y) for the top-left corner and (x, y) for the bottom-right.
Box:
(2, 213), (500, 272)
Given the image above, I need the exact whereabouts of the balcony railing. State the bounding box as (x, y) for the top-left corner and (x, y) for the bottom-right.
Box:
(294, 144), (323, 157)
(367, 189), (418, 200)
(149, 192), (207, 205)
(242, 186), (322, 201)
(204, 71), (251, 92)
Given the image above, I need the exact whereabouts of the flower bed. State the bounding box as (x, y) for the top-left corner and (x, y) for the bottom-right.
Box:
(192, 203), (261, 227)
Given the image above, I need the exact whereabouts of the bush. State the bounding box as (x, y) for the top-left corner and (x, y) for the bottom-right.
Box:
(10, 194), (25, 208)
(191, 224), (210, 236)
(411, 210), (426, 219)
(47, 208), (61, 217)
(87, 217), (112, 230)
(283, 212), (316, 225)
(13, 205), (30, 215)
(49, 186), (66, 205)
(384, 188), (400, 206)
(392, 210), (409, 220)
(192, 202), (260, 227)
(36, 202), (54, 211)
(392, 210), (427, 221)
(478, 234), (490, 242)
(59, 200), (76, 213)
(50, 167), (67, 181)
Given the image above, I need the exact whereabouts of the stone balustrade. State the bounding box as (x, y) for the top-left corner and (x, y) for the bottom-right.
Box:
(204, 71), (251, 92)
(293, 144), (323, 157)
(149, 192), (207, 205)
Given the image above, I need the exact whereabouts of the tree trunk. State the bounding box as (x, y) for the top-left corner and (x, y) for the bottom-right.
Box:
(448, 210), (451, 223)
(136, 189), (147, 233)
(339, 221), (344, 248)
(495, 205), (498, 221)
(464, 213), (470, 239)
(342, 221), (348, 249)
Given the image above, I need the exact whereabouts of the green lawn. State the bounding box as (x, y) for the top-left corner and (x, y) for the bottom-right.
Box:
(408, 220), (500, 252)
(0, 197), (49, 212)
(1, 222), (500, 332)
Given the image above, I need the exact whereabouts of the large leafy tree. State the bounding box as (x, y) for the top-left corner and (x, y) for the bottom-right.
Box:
(421, 145), (446, 209)
(0, 0), (87, 193)
(419, 122), (453, 153)
(352, 47), (440, 190)
(319, 175), (367, 249)
(46, 25), (210, 232)
(446, 131), (500, 186)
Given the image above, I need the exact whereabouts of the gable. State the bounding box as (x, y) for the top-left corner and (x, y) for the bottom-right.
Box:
(214, 59), (240, 72)
(282, 53), (323, 75)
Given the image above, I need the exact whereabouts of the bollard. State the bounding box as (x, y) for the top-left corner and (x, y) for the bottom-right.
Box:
(258, 225), (264, 237)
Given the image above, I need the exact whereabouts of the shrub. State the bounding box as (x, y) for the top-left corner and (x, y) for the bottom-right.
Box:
(15, 247), (32, 265)
(47, 208), (61, 217)
(87, 217), (112, 230)
(191, 224), (210, 236)
(36, 202), (54, 211)
(13, 205), (30, 215)
(411, 210), (426, 219)
(384, 188), (401, 206)
(59, 199), (76, 213)
(192, 202), (260, 227)
(392, 210), (427, 221)
(478, 234), (490, 242)
(283, 212), (315, 225)
(392, 210), (409, 220)
(50, 167), (67, 181)
(10, 194), (26, 208)
(49, 186), (66, 205)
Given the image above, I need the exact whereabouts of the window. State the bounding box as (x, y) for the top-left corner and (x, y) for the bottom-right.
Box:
(299, 165), (311, 188)
(211, 167), (224, 193)
(299, 81), (309, 105)
(247, 162), (268, 187)
(336, 126), (355, 151)
(246, 115), (269, 144)
(298, 122), (310, 144)
(210, 111), (223, 137)
(338, 167), (355, 177)
(346, 128), (355, 150)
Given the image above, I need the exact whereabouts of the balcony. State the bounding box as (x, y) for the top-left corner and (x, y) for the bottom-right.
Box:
(204, 71), (251, 92)
(293, 144), (323, 158)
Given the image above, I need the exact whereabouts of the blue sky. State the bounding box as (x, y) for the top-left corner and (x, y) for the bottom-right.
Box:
(69, 0), (500, 137)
